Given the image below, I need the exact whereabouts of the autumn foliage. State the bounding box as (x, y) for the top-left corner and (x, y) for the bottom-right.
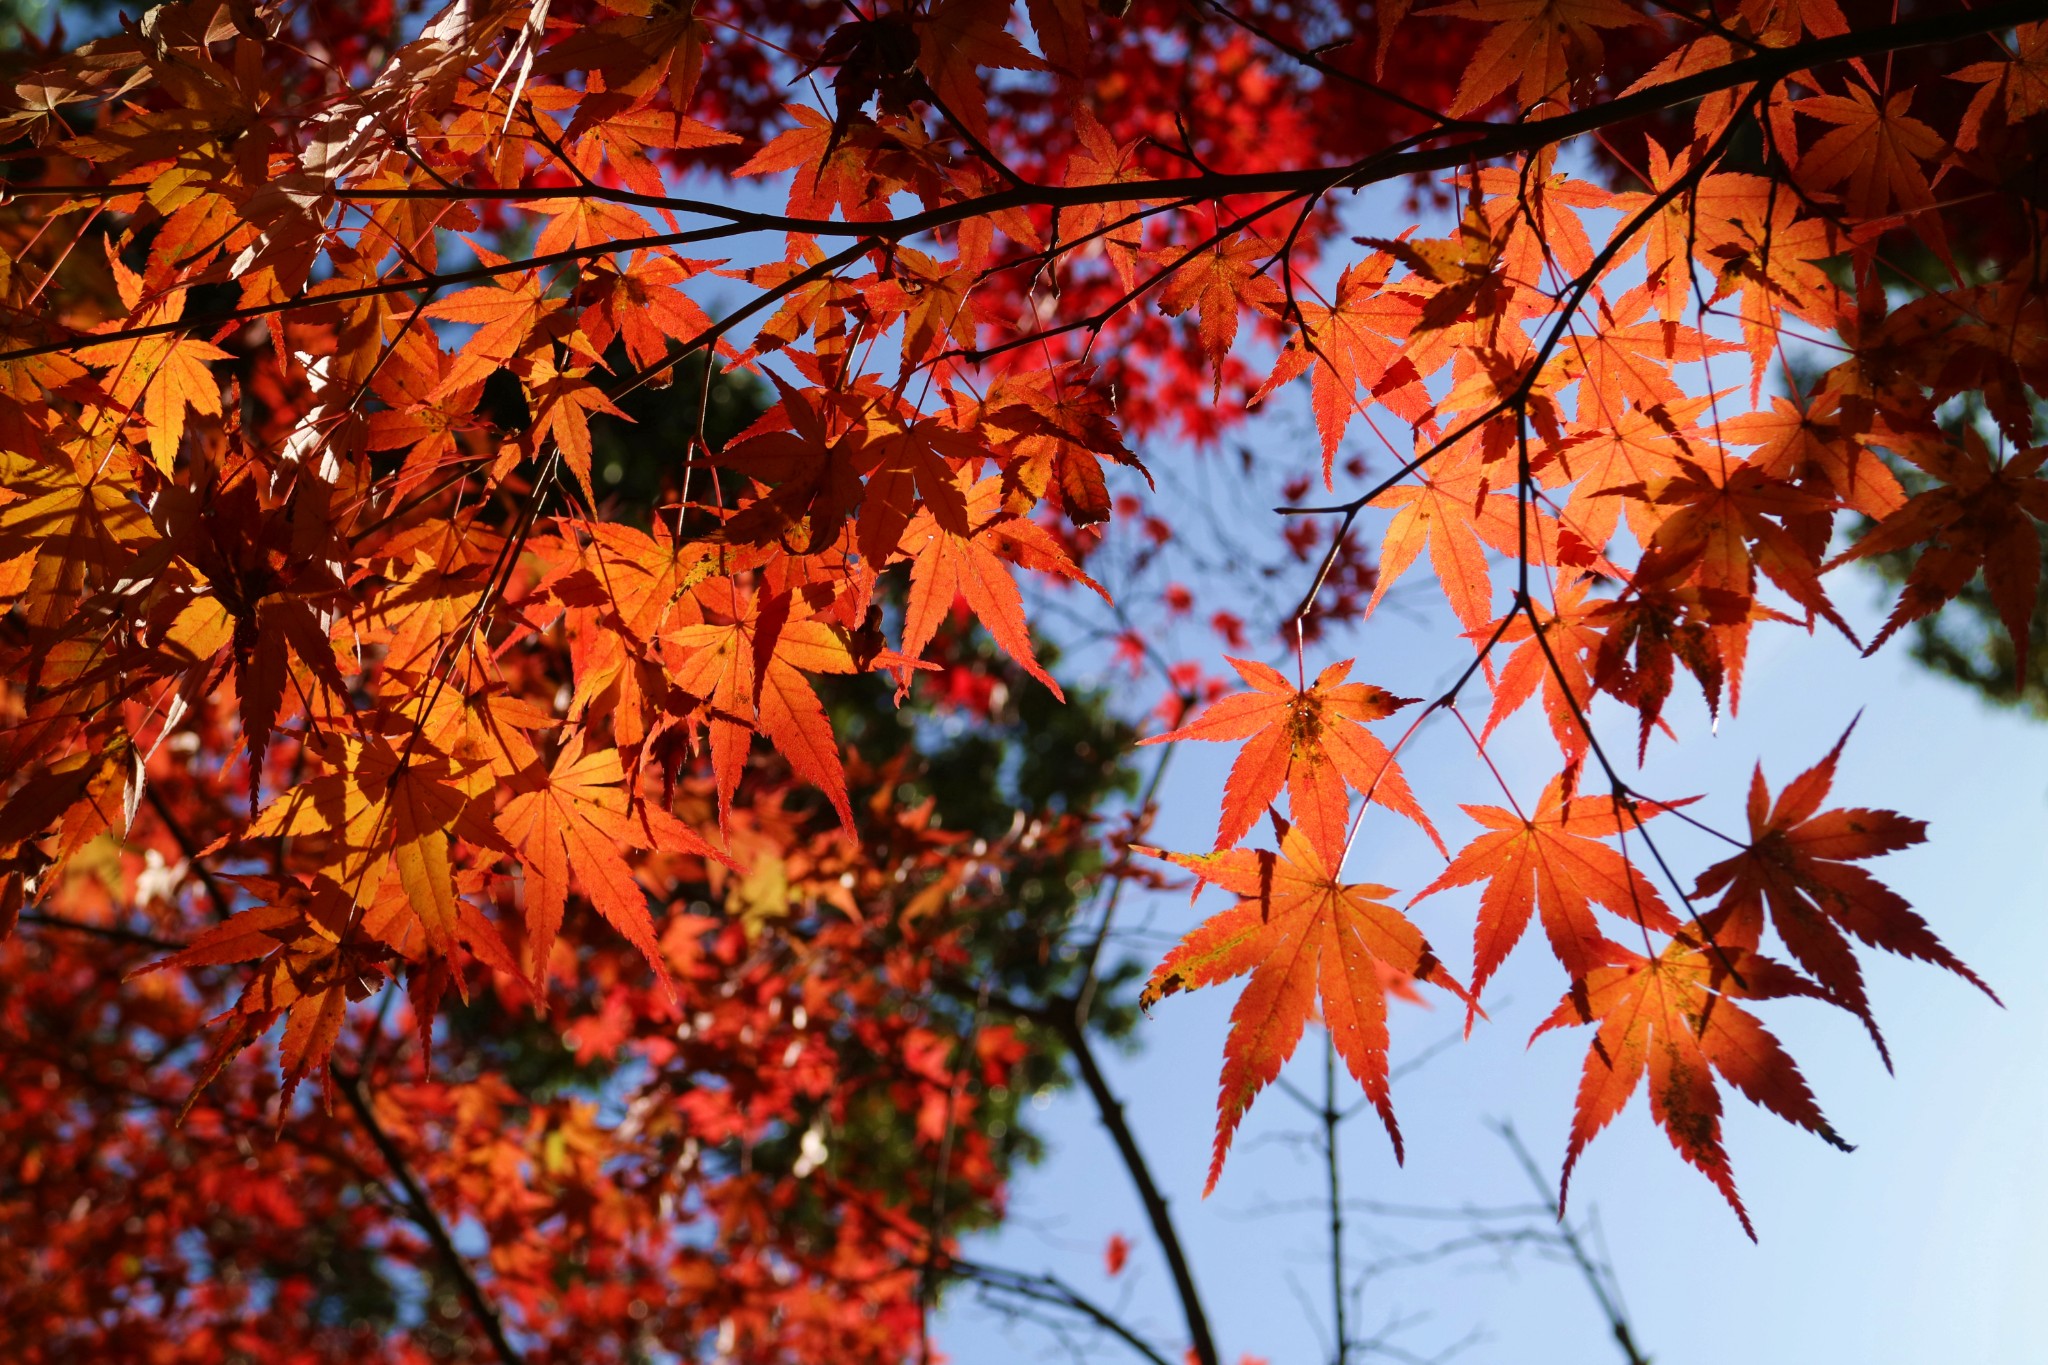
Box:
(2, 0), (2045, 1359)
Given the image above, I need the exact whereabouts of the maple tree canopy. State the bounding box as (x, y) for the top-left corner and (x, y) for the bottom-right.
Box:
(2, 0), (2045, 1360)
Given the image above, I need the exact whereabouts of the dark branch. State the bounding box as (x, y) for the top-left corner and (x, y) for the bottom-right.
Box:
(336, 1066), (525, 1365)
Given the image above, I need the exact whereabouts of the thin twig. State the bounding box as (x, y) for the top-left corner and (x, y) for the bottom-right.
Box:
(1492, 1121), (1649, 1365)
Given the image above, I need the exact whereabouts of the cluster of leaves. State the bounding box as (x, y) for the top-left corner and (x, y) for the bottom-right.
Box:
(1, 0), (2046, 1358)
(2, 334), (1152, 1362)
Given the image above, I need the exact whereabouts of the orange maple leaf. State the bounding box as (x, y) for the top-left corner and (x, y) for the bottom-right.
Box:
(1953, 21), (2048, 150)
(244, 730), (501, 956)
(1532, 919), (1850, 1241)
(916, 0), (1048, 144)
(76, 289), (228, 474)
(1794, 82), (1943, 224)
(1719, 390), (1907, 522)
(1138, 821), (1472, 1192)
(1155, 231), (1283, 399)
(1140, 656), (1440, 864)
(1411, 770), (1683, 999)
(1057, 107), (1151, 292)
(1547, 395), (1715, 553)
(1629, 457), (1851, 640)
(525, 357), (629, 505)
(1477, 573), (1604, 762)
(1426, 0), (1642, 117)
(423, 271), (555, 399)
(896, 473), (1106, 698)
(665, 590), (865, 836)
(1254, 255), (1429, 486)
(1563, 283), (1739, 422)
(982, 361), (1145, 527)
(139, 876), (393, 1114)
(1586, 580), (1753, 761)
(498, 734), (677, 996)
(1369, 444), (1564, 637)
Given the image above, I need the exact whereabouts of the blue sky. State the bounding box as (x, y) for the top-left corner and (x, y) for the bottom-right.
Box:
(938, 562), (2048, 1365)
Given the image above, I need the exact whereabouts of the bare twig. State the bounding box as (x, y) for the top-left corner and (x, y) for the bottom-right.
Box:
(1493, 1121), (1650, 1365)
(954, 1258), (1174, 1365)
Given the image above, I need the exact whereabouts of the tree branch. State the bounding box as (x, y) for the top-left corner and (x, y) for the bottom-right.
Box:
(1052, 1005), (1220, 1365)
(954, 1258), (1175, 1365)
(4, 3), (2030, 370)
(1324, 1034), (1349, 1365)
(336, 1066), (525, 1365)
(1493, 1121), (1650, 1365)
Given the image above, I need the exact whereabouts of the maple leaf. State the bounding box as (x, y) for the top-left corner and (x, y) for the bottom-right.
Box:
(1137, 821), (1472, 1192)
(1425, 0), (1642, 117)
(1139, 656), (1440, 864)
(75, 289), (228, 474)
(154, 476), (354, 777)
(0, 734), (137, 927)
(1155, 231), (1283, 399)
(1473, 164), (1608, 294)
(982, 363), (1146, 526)
(1586, 580), (1753, 761)
(422, 270), (555, 399)
(1834, 432), (2048, 681)
(498, 733), (678, 997)
(0, 447), (157, 669)
(734, 105), (885, 219)
(1606, 152), (1833, 333)
(578, 253), (720, 374)
(137, 876), (394, 1114)
(706, 378), (878, 557)
(1719, 390), (1906, 523)
(521, 192), (658, 257)
(570, 517), (716, 648)
(1532, 920), (1851, 1240)
(1629, 456), (1852, 640)
(1607, 140), (1716, 324)
(538, 2), (709, 108)
(871, 245), (978, 374)
(1794, 82), (1943, 224)
(560, 96), (740, 199)
(665, 589), (865, 835)
(896, 474), (1106, 698)
(1691, 728), (1998, 1068)
(1358, 209), (1514, 337)
(1953, 22), (2048, 151)
(1563, 283), (1739, 422)
(1056, 107), (1151, 292)
(244, 730), (501, 957)
(1411, 771), (1682, 1000)
(858, 417), (978, 565)
(1684, 177), (1842, 397)
(1022, 0), (1090, 72)
(916, 0), (1048, 144)
(524, 358), (630, 503)
(1369, 444), (1565, 637)
(1253, 255), (1429, 485)
(1547, 396), (1714, 553)
(1477, 573), (1604, 761)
